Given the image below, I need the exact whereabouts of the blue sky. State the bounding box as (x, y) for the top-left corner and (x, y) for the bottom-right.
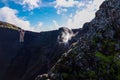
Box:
(0, 0), (105, 32)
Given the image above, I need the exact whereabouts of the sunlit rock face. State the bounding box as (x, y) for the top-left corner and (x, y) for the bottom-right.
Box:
(57, 27), (73, 45)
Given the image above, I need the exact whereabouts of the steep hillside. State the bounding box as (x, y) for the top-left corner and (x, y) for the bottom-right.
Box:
(0, 26), (40, 80)
(0, 22), (79, 80)
(35, 0), (120, 80)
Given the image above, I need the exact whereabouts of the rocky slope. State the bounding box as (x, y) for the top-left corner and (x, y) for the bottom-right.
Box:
(35, 0), (120, 80)
(0, 21), (79, 80)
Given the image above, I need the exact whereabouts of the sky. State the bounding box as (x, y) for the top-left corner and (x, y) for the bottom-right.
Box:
(0, 0), (105, 32)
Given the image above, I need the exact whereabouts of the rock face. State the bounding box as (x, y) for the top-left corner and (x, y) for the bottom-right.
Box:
(1, 0), (120, 80)
(0, 28), (20, 80)
(35, 0), (120, 80)
(0, 22), (79, 80)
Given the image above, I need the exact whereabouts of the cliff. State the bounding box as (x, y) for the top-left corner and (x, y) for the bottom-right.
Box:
(1, 0), (120, 80)
(0, 21), (79, 80)
(35, 0), (120, 80)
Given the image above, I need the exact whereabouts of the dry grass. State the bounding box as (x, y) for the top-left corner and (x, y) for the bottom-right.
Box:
(0, 21), (20, 30)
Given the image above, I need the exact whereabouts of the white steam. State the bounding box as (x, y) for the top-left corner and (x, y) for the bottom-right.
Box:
(57, 27), (73, 45)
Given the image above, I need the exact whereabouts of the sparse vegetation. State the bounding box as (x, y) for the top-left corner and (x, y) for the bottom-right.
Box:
(0, 21), (20, 30)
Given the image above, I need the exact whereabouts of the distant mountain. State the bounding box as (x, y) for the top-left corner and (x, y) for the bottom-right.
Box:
(35, 0), (120, 80)
(0, 21), (79, 80)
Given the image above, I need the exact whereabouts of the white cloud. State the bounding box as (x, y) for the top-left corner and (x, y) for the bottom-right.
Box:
(0, 7), (43, 32)
(54, 0), (93, 15)
(14, 0), (41, 10)
(0, 0), (105, 32)
(66, 0), (105, 29)
(38, 22), (43, 27)
(57, 8), (67, 14)
(55, 0), (79, 8)
(77, 2), (85, 7)
(32, 22), (44, 32)
(53, 20), (60, 29)
(55, 0), (79, 14)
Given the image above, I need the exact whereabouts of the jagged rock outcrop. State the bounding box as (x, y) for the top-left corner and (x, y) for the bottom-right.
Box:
(0, 22), (79, 80)
(35, 0), (120, 80)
